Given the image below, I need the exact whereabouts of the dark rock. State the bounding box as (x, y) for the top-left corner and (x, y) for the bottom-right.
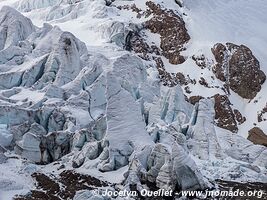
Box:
(175, 0), (183, 8)
(121, 2), (190, 87)
(258, 103), (267, 122)
(154, 57), (188, 87)
(213, 94), (238, 133)
(192, 54), (207, 69)
(14, 170), (108, 200)
(212, 43), (266, 99)
(216, 180), (267, 200)
(128, 31), (152, 60)
(188, 96), (204, 105)
(233, 109), (246, 125)
(248, 127), (267, 147)
(199, 77), (209, 88)
(144, 1), (190, 65)
(184, 86), (191, 94)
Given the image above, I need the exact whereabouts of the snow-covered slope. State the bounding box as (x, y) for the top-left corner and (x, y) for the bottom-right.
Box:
(0, 0), (266, 199)
(183, 0), (267, 137)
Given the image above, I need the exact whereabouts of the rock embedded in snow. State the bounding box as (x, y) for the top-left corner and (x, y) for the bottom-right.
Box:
(248, 127), (267, 147)
(120, 2), (190, 87)
(213, 94), (238, 133)
(188, 95), (204, 105)
(212, 43), (266, 99)
(258, 103), (267, 122)
(144, 1), (190, 65)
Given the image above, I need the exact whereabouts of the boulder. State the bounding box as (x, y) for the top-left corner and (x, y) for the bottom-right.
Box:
(248, 127), (267, 147)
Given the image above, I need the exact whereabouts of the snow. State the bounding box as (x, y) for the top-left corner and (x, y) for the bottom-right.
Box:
(0, 0), (267, 199)
(184, 0), (267, 59)
(0, 157), (35, 200)
(9, 88), (45, 104)
(177, 0), (267, 137)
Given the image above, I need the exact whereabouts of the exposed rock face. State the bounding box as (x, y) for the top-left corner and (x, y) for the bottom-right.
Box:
(233, 109), (246, 125)
(154, 57), (188, 87)
(144, 1), (190, 65)
(117, 2), (190, 87)
(248, 127), (267, 147)
(213, 94), (246, 133)
(118, 1), (190, 64)
(188, 95), (204, 105)
(14, 170), (108, 200)
(213, 94), (238, 133)
(212, 43), (266, 99)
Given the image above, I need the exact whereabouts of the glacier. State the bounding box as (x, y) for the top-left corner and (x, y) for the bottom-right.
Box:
(0, 0), (266, 199)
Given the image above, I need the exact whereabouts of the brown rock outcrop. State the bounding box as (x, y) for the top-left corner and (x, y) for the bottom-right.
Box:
(192, 54), (207, 69)
(14, 170), (108, 200)
(154, 57), (189, 87)
(144, 1), (190, 65)
(213, 94), (238, 133)
(248, 127), (267, 147)
(258, 103), (267, 122)
(212, 43), (266, 99)
(233, 109), (246, 125)
(188, 95), (204, 105)
(118, 2), (191, 87)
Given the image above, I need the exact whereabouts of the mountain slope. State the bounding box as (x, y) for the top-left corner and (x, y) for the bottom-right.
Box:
(0, 0), (266, 199)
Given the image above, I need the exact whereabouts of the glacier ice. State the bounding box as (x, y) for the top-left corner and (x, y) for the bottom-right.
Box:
(0, 4), (266, 198)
